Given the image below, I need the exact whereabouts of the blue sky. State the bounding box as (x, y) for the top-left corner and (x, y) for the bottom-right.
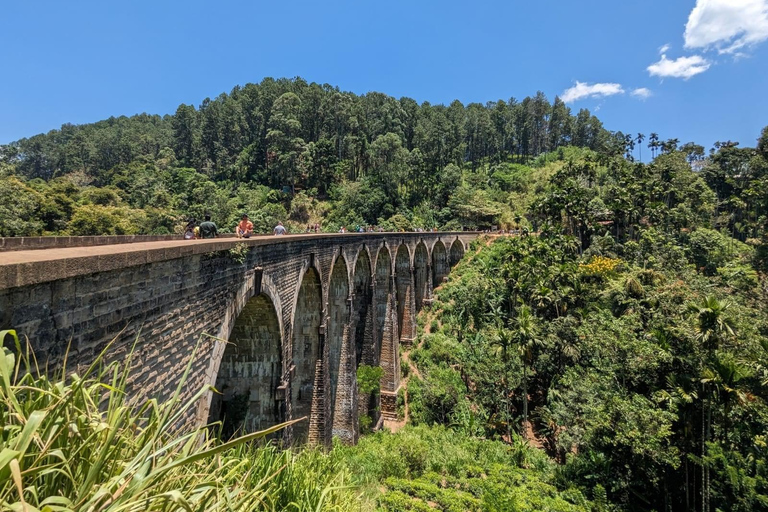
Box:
(2, 0), (767, 151)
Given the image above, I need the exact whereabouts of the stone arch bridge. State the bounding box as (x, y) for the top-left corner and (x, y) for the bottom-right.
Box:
(0, 232), (477, 445)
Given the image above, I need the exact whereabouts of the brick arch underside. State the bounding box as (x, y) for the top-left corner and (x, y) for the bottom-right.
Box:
(395, 245), (411, 340)
(373, 248), (391, 363)
(353, 250), (377, 421)
(210, 293), (283, 437)
(353, 250), (373, 368)
(450, 241), (465, 267)
(432, 242), (448, 288)
(291, 267), (323, 444)
(327, 256), (349, 427)
(414, 243), (429, 311)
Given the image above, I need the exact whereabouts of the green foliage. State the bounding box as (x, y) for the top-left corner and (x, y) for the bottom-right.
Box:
(67, 204), (141, 235)
(336, 425), (590, 512)
(2, 78), (618, 236)
(0, 176), (44, 236)
(688, 228), (753, 275)
(0, 331), (354, 511)
(228, 242), (250, 264)
(357, 365), (384, 394)
(411, 232), (768, 511)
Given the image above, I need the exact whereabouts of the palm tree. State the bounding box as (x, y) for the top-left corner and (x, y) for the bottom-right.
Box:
(514, 305), (542, 438)
(702, 354), (751, 438)
(688, 295), (735, 351)
(636, 133), (645, 162)
(624, 133), (635, 161)
(649, 133), (659, 159)
(491, 325), (516, 440)
(687, 295), (735, 512)
(661, 138), (680, 154)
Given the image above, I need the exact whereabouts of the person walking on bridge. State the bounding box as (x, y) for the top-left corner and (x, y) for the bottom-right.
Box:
(200, 215), (218, 239)
(273, 221), (286, 235)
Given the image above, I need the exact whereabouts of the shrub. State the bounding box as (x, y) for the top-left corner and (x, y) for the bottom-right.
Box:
(228, 242), (250, 264)
(357, 365), (384, 394)
(68, 204), (145, 235)
(578, 255), (621, 277)
(688, 228), (752, 275)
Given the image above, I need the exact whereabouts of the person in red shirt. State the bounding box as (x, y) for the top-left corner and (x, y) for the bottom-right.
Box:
(236, 214), (254, 238)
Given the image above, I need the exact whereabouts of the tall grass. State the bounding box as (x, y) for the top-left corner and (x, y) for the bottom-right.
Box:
(0, 330), (356, 511)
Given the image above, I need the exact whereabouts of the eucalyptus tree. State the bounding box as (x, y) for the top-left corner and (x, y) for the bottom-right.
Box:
(172, 104), (200, 168)
(266, 92), (306, 193)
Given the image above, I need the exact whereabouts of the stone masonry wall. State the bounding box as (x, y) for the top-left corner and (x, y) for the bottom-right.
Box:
(0, 233), (478, 446)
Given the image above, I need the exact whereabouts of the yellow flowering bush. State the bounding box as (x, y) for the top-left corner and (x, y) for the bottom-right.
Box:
(579, 255), (621, 276)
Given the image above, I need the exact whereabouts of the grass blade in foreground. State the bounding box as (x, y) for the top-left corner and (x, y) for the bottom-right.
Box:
(0, 331), (355, 511)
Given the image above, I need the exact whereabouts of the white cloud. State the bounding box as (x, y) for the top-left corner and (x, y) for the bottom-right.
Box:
(684, 0), (768, 54)
(659, 43), (671, 54)
(647, 54), (711, 79)
(561, 81), (625, 103)
(631, 87), (652, 99)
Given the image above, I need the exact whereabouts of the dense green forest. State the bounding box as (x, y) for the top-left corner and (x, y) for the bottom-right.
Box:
(2, 76), (620, 236)
(399, 136), (768, 510)
(2, 77), (768, 511)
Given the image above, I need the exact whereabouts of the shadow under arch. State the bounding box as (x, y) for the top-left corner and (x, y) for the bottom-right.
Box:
(394, 244), (411, 339)
(449, 239), (465, 267)
(290, 265), (323, 444)
(352, 246), (373, 368)
(413, 241), (429, 311)
(373, 245), (392, 363)
(432, 240), (448, 288)
(197, 269), (284, 430)
(210, 293), (284, 438)
(327, 252), (349, 427)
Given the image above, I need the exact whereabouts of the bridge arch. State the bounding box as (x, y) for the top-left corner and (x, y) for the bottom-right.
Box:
(432, 241), (449, 288)
(373, 244), (392, 361)
(352, 247), (374, 368)
(210, 292), (284, 437)
(414, 241), (429, 311)
(326, 253), (350, 426)
(394, 244), (413, 341)
(290, 264), (323, 443)
(197, 269), (284, 429)
(449, 239), (465, 267)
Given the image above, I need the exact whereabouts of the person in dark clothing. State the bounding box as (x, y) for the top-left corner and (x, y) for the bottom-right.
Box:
(200, 215), (218, 239)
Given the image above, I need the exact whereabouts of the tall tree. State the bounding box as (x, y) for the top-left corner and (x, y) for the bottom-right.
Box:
(172, 104), (199, 168)
(266, 92), (306, 193)
(636, 133), (645, 162)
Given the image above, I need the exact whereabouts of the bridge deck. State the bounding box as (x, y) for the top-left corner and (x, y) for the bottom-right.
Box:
(0, 232), (469, 290)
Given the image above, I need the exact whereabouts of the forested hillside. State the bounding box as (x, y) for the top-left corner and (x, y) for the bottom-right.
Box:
(2, 76), (617, 236)
(398, 134), (768, 510)
(2, 76), (768, 511)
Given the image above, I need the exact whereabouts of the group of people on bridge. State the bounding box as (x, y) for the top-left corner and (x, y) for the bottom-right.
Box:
(182, 215), (464, 241)
(182, 214), (286, 240)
